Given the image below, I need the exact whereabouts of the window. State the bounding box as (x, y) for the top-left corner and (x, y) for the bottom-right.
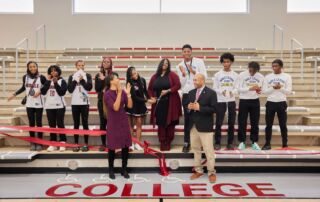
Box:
(161, 0), (248, 13)
(73, 0), (249, 14)
(287, 0), (320, 13)
(0, 0), (33, 14)
(73, 0), (160, 14)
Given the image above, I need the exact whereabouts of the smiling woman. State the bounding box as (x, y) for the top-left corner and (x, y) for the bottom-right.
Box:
(0, 0), (33, 14)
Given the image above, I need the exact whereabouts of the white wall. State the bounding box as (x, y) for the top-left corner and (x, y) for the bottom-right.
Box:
(0, 0), (319, 49)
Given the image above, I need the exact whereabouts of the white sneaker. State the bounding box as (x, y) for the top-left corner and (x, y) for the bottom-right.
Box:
(130, 144), (135, 151)
(134, 143), (143, 151)
(47, 146), (58, 152)
(59, 142), (66, 152)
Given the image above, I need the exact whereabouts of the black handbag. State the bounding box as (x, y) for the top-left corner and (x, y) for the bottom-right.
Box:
(21, 96), (27, 105)
(21, 76), (38, 105)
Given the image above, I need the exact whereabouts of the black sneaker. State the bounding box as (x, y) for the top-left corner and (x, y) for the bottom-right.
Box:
(121, 169), (130, 179)
(282, 144), (288, 148)
(36, 144), (43, 151)
(109, 170), (115, 179)
(226, 144), (234, 150)
(182, 143), (190, 153)
(73, 147), (80, 152)
(30, 143), (36, 151)
(214, 144), (221, 150)
(262, 144), (271, 150)
(81, 145), (89, 152)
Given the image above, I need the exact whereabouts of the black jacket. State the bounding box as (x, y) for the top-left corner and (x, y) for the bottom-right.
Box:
(94, 73), (106, 101)
(41, 77), (68, 96)
(188, 86), (217, 132)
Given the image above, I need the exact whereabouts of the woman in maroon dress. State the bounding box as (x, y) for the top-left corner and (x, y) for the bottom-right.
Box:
(104, 72), (132, 179)
(148, 58), (182, 151)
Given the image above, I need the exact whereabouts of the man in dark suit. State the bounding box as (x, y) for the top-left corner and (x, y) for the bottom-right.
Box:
(188, 73), (217, 183)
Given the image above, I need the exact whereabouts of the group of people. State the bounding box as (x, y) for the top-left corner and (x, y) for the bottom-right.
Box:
(7, 44), (292, 182)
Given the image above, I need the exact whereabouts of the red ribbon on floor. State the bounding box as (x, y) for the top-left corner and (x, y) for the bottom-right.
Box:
(0, 132), (84, 148)
(0, 125), (169, 176)
(136, 140), (169, 176)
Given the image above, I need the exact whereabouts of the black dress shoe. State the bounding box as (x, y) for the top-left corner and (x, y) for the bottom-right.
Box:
(226, 144), (234, 150)
(121, 169), (130, 179)
(182, 144), (190, 153)
(262, 144), (271, 150)
(214, 144), (221, 150)
(109, 170), (115, 179)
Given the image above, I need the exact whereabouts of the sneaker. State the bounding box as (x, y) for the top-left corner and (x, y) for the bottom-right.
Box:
(36, 144), (43, 151)
(134, 143), (143, 151)
(59, 142), (66, 152)
(81, 145), (89, 152)
(251, 142), (261, 151)
(30, 143), (36, 151)
(47, 146), (58, 152)
(214, 144), (221, 150)
(73, 147), (80, 152)
(130, 144), (135, 151)
(238, 142), (246, 150)
(226, 144), (234, 150)
(262, 144), (271, 150)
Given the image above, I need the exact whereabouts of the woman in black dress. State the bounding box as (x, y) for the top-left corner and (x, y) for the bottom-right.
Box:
(126, 66), (154, 150)
(148, 59), (182, 151)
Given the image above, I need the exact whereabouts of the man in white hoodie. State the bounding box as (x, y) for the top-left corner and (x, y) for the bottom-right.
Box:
(214, 53), (238, 150)
(262, 59), (292, 150)
(176, 44), (207, 153)
(237, 62), (264, 150)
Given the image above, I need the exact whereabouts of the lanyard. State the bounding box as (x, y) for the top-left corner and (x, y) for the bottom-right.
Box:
(184, 57), (193, 76)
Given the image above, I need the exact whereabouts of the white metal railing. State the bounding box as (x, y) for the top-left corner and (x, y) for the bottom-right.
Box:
(290, 38), (304, 81)
(0, 56), (14, 94)
(35, 24), (47, 62)
(306, 56), (320, 97)
(15, 37), (29, 80)
(273, 24), (284, 59)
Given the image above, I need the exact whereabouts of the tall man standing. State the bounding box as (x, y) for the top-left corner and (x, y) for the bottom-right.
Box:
(177, 44), (207, 153)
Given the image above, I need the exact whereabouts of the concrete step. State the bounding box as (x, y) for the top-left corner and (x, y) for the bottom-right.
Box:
(291, 99), (320, 106)
(308, 108), (320, 115)
(0, 108), (14, 116)
(0, 116), (20, 125)
(303, 116), (320, 125)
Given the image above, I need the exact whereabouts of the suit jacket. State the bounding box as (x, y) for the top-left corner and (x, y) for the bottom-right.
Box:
(188, 86), (217, 132)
